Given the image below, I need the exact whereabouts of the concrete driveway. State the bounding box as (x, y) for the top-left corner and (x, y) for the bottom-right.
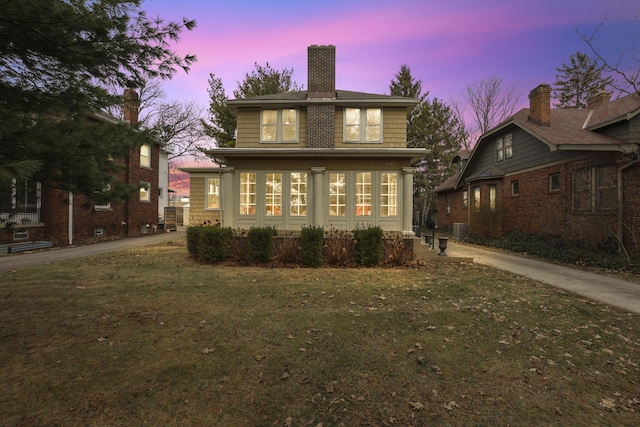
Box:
(0, 229), (186, 273)
(445, 241), (640, 315)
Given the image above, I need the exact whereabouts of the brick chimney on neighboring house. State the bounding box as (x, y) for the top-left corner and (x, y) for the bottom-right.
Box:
(123, 88), (139, 124)
(528, 84), (551, 126)
(587, 91), (611, 110)
(307, 45), (336, 148)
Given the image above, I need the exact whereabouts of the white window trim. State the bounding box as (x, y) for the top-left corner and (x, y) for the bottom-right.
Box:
(260, 109), (299, 143)
(95, 184), (111, 211)
(344, 108), (382, 143)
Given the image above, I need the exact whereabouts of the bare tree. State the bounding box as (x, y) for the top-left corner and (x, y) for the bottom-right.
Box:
(464, 77), (521, 137)
(579, 17), (640, 95)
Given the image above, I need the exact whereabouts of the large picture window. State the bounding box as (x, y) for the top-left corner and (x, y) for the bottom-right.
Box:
(290, 172), (307, 216)
(355, 172), (372, 216)
(240, 172), (256, 215)
(380, 173), (397, 216)
(345, 108), (381, 142)
(261, 109), (298, 143)
(329, 173), (346, 217)
(265, 173), (282, 216)
(206, 178), (220, 209)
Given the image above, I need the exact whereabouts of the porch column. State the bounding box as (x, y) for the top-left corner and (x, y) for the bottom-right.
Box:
(402, 167), (416, 236)
(220, 166), (235, 228)
(311, 167), (325, 227)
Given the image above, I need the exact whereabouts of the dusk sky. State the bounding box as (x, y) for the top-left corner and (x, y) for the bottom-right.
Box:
(142, 0), (639, 194)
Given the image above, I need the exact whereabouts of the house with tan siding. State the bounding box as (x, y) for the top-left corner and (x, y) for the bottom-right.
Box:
(185, 45), (425, 234)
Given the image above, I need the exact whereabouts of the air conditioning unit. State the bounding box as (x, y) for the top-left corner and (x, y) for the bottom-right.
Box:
(452, 223), (468, 239)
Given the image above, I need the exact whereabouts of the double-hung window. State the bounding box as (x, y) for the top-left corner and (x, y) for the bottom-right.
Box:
(140, 144), (151, 167)
(140, 182), (151, 202)
(261, 109), (298, 143)
(345, 108), (381, 142)
(95, 185), (111, 210)
(496, 133), (513, 162)
(206, 178), (220, 209)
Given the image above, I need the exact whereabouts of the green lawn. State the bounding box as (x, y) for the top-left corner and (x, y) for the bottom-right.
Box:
(1, 238), (639, 426)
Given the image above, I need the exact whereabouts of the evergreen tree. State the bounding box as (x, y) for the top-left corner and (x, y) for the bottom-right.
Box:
(389, 65), (465, 222)
(553, 52), (613, 109)
(0, 0), (196, 201)
(203, 63), (301, 148)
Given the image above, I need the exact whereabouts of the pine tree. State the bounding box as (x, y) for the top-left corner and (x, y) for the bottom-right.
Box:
(553, 52), (613, 109)
(203, 63), (301, 148)
(389, 65), (465, 222)
(0, 0), (196, 200)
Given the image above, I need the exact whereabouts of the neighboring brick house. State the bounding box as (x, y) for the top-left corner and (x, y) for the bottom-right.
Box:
(0, 89), (164, 246)
(184, 45), (425, 234)
(435, 84), (640, 250)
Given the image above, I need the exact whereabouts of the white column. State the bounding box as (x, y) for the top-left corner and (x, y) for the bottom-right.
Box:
(221, 167), (235, 228)
(311, 167), (325, 227)
(402, 167), (416, 236)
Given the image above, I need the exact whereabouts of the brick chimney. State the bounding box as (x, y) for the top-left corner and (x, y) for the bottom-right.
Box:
(587, 91), (611, 110)
(528, 84), (551, 127)
(308, 45), (336, 95)
(307, 45), (336, 148)
(123, 88), (139, 124)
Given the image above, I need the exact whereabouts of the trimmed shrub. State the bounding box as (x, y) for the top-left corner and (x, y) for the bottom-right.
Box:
(247, 226), (277, 263)
(198, 226), (233, 263)
(353, 226), (383, 266)
(186, 226), (203, 257)
(300, 226), (324, 267)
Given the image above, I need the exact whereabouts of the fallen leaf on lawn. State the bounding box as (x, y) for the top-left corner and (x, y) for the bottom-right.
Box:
(431, 365), (442, 374)
(444, 401), (459, 411)
(202, 348), (216, 354)
(281, 372), (290, 380)
(409, 401), (424, 410)
(376, 294), (387, 300)
(97, 337), (107, 343)
(599, 398), (616, 411)
(255, 354), (267, 361)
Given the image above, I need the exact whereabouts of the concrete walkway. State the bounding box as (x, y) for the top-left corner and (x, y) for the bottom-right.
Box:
(0, 229), (186, 273)
(445, 240), (640, 315)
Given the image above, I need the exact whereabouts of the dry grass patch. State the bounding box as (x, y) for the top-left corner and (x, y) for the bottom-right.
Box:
(1, 238), (639, 426)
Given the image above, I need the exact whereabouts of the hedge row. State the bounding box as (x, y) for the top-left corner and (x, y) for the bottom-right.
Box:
(186, 225), (414, 267)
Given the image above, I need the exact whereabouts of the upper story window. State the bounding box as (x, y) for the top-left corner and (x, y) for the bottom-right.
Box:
(496, 133), (513, 162)
(95, 185), (111, 210)
(345, 108), (381, 143)
(261, 109), (298, 143)
(140, 144), (151, 168)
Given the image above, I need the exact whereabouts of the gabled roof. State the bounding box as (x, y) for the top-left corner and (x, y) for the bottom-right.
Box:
(586, 92), (640, 130)
(446, 91), (640, 191)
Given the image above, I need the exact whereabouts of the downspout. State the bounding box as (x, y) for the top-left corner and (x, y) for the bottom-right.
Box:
(617, 154), (640, 256)
(68, 191), (74, 245)
(219, 168), (223, 227)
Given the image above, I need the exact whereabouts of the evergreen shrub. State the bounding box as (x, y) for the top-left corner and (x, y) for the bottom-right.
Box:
(353, 226), (383, 266)
(300, 226), (324, 267)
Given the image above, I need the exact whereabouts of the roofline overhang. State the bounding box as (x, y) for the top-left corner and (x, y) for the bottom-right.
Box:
(228, 98), (418, 114)
(204, 147), (428, 165)
(556, 143), (639, 154)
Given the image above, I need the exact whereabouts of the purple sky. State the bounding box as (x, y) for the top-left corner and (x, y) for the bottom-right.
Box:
(144, 0), (639, 109)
